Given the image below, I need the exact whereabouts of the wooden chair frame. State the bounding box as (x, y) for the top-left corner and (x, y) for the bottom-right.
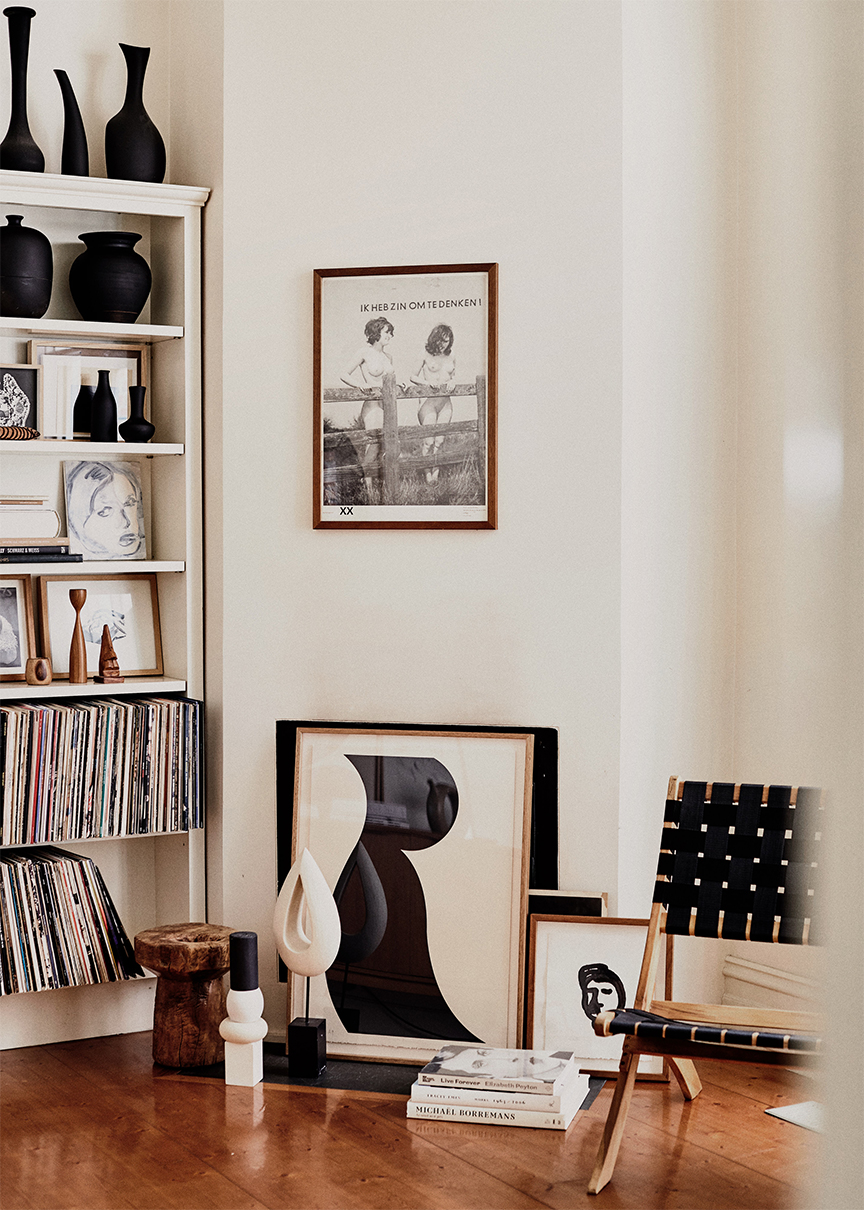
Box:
(588, 776), (823, 1195)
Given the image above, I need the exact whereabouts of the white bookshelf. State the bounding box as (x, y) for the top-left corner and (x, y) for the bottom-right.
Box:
(0, 171), (209, 1048)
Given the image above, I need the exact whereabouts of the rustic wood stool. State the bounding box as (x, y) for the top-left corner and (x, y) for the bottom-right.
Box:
(134, 923), (234, 1068)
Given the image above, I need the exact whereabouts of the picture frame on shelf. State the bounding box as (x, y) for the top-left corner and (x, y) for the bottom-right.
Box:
(314, 263), (498, 529)
(526, 915), (669, 1078)
(28, 340), (149, 440)
(38, 573), (163, 678)
(0, 576), (36, 681)
(0, 363), (40, 432)
(278, 723), (533, 1063)
(63, 460), (147, 561)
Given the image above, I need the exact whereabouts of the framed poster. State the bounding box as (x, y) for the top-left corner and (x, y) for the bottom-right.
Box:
(314, 263), (497, 529)
(527, 916), (669, 1078)
(38, 573), (162, 678)
(0, 576), (36, 681)
(282, 725), (532, 1063)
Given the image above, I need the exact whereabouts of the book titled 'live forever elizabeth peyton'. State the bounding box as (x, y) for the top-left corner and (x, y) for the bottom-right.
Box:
(411, 1059), (586, 1112)
(416, 1046), (576, 1094)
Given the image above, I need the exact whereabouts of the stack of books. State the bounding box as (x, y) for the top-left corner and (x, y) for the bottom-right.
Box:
(0, 495), (80, 562)
(407, 1045), (590, 1130)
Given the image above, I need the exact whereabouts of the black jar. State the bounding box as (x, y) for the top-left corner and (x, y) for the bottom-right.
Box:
(68, 231), (152, 323)
(0, 213), (52, 317)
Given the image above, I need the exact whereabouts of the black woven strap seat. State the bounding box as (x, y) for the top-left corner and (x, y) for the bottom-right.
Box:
(597, 1007), (821, 1053)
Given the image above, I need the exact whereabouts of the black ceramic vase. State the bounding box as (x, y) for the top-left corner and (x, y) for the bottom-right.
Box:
(54, 69), (88, 176)
(0, 214), (52, 317)
(0, 6), (43, 171)
(90, 370), (117, 443)
(69, 231), (151, 323)
(119, 385), (154, 444)
(72, 383), (94, 438)
(105, 44), (165, 183)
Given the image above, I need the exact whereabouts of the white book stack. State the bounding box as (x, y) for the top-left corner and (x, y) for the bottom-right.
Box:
(407, 1046), (591, 1131)
(0, 495), (62, 540)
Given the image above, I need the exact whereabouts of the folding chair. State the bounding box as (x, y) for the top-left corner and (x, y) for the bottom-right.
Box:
(588, 776), (823, 1194)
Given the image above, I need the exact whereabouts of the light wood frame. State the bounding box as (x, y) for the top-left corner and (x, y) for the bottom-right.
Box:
(285, 725), (532, 1062)
(38, 573), (163, 679)
(313, 263), (498, 529)
(28, 340), (150, 438)
(0, 575), (36, 681)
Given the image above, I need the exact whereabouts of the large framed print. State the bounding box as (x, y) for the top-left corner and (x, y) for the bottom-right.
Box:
(314, 263), (497, 529)
(38, 573), (163, 678)
(282, 726), (532, 1063)
(527, 916), (669, 1078)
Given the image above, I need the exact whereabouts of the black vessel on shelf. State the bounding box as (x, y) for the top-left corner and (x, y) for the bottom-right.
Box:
(54, 69), (89, 176)
(0, 213), (52, 317)
(119, 385), (154, 444)
(105, 43), (166, 183)
(89, 370), (118, 442)
(0, 6), (44, 171)
(69, 231), (152, 323)
(72, 383), (94, 439)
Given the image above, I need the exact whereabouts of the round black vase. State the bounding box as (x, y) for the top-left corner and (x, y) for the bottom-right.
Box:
(72, 383), (94, 438)
(0, 7), (44, 171)
(105, 43), (165, 183)
(119, 385), (154, 444)
(69, 231), (152, 323)
(54, 69), (89, 176)
(0, 214), (52, 317)
(90, 370), (117, 443)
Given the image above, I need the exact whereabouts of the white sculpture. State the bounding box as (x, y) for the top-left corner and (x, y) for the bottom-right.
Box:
(273, 847), (341, 977)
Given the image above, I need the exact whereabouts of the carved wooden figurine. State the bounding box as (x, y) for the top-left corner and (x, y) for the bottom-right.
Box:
(68, 589), (87, 683)
(95, 624), (124, 683)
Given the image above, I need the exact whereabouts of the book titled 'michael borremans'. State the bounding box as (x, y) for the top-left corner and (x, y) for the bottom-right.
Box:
(416, 1045), (577, 1094)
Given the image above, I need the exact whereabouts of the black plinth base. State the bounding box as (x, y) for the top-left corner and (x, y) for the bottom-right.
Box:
(288, 1017), (327, 1078)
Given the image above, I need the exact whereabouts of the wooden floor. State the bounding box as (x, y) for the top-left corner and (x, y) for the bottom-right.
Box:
(1, 1032), (819, 1210)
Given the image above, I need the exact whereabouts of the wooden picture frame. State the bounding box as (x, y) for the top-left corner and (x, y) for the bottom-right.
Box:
(38, 573), (163, 678)
(314, 263), (498, 529)
(0, 576), (36, 681)
(0, 363), (40, 432)
(28, 340), (149, 439)
(281, 724), (533, 1062)
(527, 915), (671, 1079)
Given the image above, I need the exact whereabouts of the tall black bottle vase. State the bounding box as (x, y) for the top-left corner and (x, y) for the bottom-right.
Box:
(54, 70), (88, 176)
(105, 43), (165, 183)
(0, 6), (44, 171)
(90, 370), (118, 443)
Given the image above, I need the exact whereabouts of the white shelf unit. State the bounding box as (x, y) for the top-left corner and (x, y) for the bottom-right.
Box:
(0, 171), (209, 1049)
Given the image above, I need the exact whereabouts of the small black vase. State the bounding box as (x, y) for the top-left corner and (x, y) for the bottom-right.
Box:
(69, 231), (152, 323)
(54, 69), (88, 176)
(119, 385), (154, 444)
(72, 383), (94, 438)
(0, 214), (52, 317)
(105, 44), (165, 183)
(0, 6), (44, 171)
(90, 370), (117, 443)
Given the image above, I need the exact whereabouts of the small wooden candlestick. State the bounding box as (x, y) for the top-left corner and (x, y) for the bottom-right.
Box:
(25, 656), (52, 686)
(95, 624), (124, 683)
(68, 589), (87, 684)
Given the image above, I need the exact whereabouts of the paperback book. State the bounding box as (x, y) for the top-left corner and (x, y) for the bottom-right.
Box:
(410, 1060), (585, 1113)
(416, 1045), (576, 1094)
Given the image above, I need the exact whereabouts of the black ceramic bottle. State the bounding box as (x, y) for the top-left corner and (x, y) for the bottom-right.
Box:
(90, 370), (118, 443)
(0, 214), (52, 317)
(118, 385), (154, 444)
(54, 69), (89, 176)
(72, 383), (94, 439)
(0, 6), (43, 171)
(105, 44), (165, 183)
(69, 231), (152, 323)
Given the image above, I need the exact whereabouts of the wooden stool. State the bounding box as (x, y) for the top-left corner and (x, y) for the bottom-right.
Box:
(134, 923), (234, 1068)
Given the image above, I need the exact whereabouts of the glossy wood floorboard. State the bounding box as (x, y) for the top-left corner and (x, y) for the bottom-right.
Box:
(1, 1032), (820, 1210)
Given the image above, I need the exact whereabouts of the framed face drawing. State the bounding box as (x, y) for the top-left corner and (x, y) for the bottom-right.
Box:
(0, 576), (36, 681)
(527, 916), (668, 1078)
(314, 263), (497, 529)
(278, 725), (533, 1063)
(38, 574), (162, 678)
(63, 461), (146, 561)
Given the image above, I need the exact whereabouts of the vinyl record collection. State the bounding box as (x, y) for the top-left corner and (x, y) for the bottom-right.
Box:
(0, 697), (202, 844)
(0, 846), (145, 995)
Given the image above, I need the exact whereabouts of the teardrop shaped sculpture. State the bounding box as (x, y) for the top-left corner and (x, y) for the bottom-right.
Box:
(273, 848), (341, 977)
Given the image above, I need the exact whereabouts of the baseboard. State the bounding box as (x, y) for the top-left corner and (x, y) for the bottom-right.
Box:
(0, 978), (156, 1050)
(721, 955), (819, 1011)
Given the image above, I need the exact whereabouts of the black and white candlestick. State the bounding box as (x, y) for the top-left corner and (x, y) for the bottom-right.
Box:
(219, 931), (267, 1087)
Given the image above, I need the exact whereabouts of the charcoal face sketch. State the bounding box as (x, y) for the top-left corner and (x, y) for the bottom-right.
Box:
(578, 963), (627, 1022)
(327, 753), (482, 1043)
(64, 460), (146, 560)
